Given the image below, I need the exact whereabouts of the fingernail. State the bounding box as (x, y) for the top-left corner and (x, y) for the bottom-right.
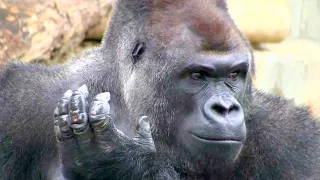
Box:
(78, 84), (89, 97)
(139, 116), (149, 123)
(95, 92), (111, 102)
(63, 90), (73, 98)
(103, 92), (111, 101)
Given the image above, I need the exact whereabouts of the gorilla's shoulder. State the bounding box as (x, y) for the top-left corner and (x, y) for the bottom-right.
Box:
(243, 89), (320, 177)
(249, 89), (320, 150)
(0, 62), (64, 88)
(250, 89), (320, 134)
(251, 89), (316, 121)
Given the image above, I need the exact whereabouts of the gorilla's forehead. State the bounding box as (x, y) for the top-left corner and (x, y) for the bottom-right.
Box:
(148, 0), (247, 53)
(151, 0), (225, 8)
(147, 0), (250, 59)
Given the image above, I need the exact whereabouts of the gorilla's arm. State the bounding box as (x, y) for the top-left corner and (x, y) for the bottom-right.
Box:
(74, 142), (180, 180)
(53, 85), (180, 180)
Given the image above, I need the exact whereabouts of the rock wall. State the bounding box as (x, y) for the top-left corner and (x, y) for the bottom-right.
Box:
(0, 0), (114, 64)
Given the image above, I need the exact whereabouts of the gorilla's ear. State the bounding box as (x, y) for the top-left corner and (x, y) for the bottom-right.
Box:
(131, 42), (146, 64)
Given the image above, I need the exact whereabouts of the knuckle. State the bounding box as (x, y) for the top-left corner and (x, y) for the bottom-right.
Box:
(90, 101), (106, 116)
(55, 126), (73, 141)
(70, 96), (87, 112)
(70, 112), (87, 123)
(58, 115), (68, 124)
(58, 100), (70, 115)
(70, 118), (89, 133)
(90, 115), (112, 131)
(58, 115), (72, 132)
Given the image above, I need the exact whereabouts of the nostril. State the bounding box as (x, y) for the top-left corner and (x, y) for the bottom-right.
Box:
(228, 105), (239, 114)
(204, 98), (244, 122)
(212, 104), (240, 116)
(212, 104), (228, 115)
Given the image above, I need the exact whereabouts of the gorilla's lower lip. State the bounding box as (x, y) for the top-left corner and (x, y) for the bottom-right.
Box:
(188, 133), (244, 161)
(191, 134), (243, 143)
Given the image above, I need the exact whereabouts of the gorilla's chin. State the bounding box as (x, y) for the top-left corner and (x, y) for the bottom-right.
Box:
(180, 131), (244, 163)
(193, 134), (243, 162)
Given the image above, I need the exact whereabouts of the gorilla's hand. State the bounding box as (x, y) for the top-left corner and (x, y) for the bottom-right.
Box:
(53, 84), (155, 179)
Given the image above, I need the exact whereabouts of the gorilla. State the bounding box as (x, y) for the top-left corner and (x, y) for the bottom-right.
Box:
(0, 0), (320, 179)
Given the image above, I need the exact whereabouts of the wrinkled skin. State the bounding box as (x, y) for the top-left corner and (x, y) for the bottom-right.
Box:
(0, 0), (320, 179)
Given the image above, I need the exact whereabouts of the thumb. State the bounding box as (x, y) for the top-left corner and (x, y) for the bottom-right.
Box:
(134, 116), (155, 151)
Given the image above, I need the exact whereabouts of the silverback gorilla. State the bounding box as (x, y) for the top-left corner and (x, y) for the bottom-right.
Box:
(1, 0), (320, 179)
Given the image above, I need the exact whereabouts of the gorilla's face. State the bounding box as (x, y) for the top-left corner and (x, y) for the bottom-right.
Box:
(175, 53), (248, 163)
(118, 0), (252, 165)
(123, 44), (250, 165)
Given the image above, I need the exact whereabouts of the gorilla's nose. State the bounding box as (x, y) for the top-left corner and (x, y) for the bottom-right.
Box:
(211, 100), (239, 117)
(204, 96), (244, 124)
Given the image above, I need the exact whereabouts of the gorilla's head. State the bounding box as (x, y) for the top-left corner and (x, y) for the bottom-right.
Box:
(102, 0), (254, 169)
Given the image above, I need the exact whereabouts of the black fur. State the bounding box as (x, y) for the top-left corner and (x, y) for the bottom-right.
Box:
(0, 0), (320, 179)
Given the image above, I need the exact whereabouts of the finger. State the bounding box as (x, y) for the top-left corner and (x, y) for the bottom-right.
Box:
(89, 92), (129, 147)
(136, 116), (152, 139)
(54, 107), (63, 140)
(89, 92), (111, 127)
(134, 116), (155, 151)
(57, 114), (74, 140)
(69, 84), (93, 144)
(54, 90), (74, 142)
(57, 90), (73, 116)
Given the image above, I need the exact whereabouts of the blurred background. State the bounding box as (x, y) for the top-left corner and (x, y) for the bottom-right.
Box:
(0, 0), (319, 116)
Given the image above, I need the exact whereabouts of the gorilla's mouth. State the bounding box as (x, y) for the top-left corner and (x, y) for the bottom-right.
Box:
(191, 133), (244, 143)
(182, 132), (244, 162)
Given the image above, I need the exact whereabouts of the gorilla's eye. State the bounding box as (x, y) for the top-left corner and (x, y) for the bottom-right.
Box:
(190, 72), (206, 80)
(228, 71), (239, 80)
(131, 42), (146, 64)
